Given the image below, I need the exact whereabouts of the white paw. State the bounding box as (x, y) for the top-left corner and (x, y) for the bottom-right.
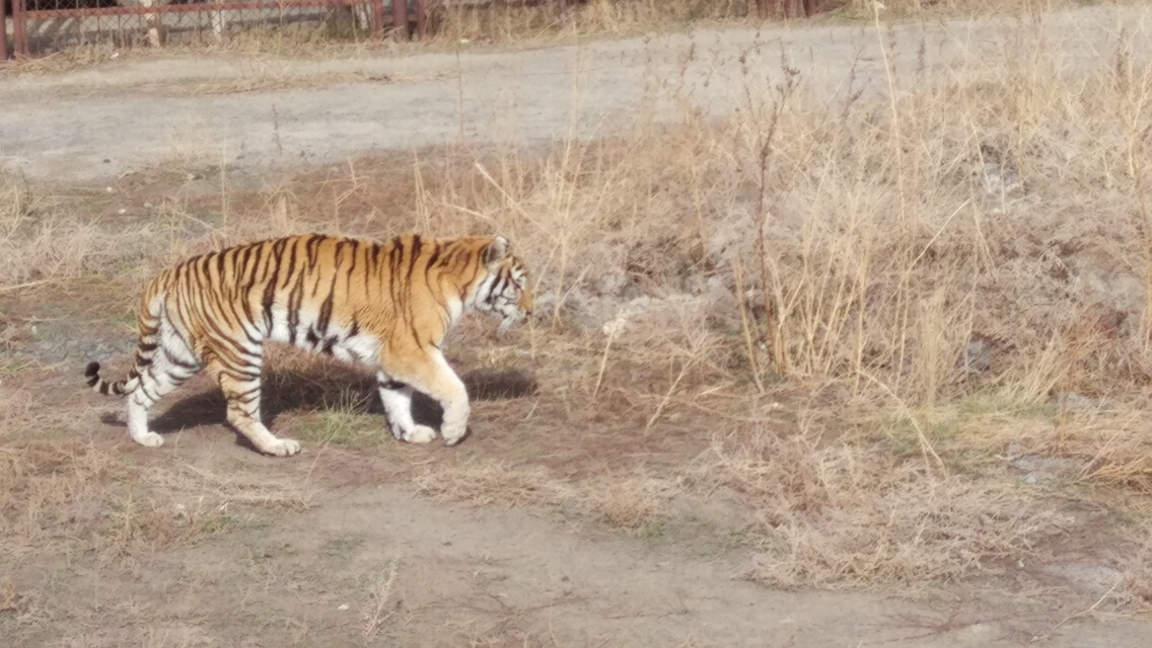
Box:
(133, 431), (164, 448)
(441, 425), (468, 446)
(402, 425), (437, 444)
(265, 438), (302, 457)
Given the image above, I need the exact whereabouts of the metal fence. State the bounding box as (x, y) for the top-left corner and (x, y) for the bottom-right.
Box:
(2, 0), (823, 61)
(2, 0), (429, 57)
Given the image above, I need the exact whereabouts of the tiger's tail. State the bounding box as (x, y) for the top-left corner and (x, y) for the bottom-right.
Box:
(85, 286), (167, 397)
(84, 361), (133, 396)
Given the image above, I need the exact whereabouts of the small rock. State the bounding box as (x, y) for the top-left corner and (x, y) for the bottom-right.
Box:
(1055, 391), (1095, 411)
(959, 623), (997, 641)
(591, 269), (638, 300)
(337, 603), (349, 611)
(1041, 562), (1124, 597)
(963, 337), (993, 374)
(979, 163), (1022, 196)
(1007, 451), (1085, 484)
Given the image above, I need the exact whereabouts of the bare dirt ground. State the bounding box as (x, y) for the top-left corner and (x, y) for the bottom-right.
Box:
(5, 5), (1152, 648)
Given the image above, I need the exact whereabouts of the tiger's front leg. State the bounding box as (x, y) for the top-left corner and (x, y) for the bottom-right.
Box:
(376, 372), (438, 444)
(380, 349), (471, 446)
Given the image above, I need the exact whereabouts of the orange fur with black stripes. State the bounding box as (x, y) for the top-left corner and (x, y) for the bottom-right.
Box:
(84, 233), (534, 456)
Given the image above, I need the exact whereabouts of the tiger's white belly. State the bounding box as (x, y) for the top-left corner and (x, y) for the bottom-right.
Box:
(265, 307), (380, 366)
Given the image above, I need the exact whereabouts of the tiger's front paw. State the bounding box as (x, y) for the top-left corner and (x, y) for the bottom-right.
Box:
(441, 424), (469, 446)
(264, 438), (302, 457)
(402, 425), (437, 444)
(132, 431), (165, 448)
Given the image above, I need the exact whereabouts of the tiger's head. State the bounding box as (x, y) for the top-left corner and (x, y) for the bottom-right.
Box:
(472, 235), (535, 334)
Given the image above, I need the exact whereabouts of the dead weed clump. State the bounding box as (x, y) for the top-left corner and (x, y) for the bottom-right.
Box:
(701, 429), (1066, 588)
(583, 475), (680, 533)
(1121, 521), (1152, 607)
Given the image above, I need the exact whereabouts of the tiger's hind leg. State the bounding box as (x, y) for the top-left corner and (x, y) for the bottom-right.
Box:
(380, 348), (471, 446)
(202, 347), (301, 457)
(377, 371), (437, 444)
(124, 319), (203, 448)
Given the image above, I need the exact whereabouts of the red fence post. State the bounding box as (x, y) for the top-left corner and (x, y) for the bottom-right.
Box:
(415, 0), (426, 40)
(12, 0), (26, 58)
(392, 0), (407, 40)
(371, 0), (383, 38)
(1, 0), (9, 62)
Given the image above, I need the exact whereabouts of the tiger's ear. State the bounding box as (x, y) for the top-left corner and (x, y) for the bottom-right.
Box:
(483, 236), (510, 266)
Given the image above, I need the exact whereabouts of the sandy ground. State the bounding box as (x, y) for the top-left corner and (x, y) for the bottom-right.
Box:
(2, 5), (1151, 185)
(5, 6), (1152, 647)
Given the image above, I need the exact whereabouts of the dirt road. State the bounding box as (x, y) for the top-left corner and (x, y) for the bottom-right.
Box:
(2, 5), (1148, 185)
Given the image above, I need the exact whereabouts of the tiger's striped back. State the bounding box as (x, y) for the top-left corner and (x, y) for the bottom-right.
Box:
(84, 233), (533, 456)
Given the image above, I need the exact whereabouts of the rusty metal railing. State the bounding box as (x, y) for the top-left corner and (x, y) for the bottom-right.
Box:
(3, 0), (431, 59)
(3, 0), (824, 63)
(2, 1), (9, 60)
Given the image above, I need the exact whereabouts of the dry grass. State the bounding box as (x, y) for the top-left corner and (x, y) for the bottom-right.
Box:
(0, 380), (312, 564)
(387, 8), (1152, 596)
(6, 2), (1152, 604)
(697, 427), (1064, 588)
(432, 0), (750, 44)
(361, 556), (402, 642)
(432, 0), (1126, 44)
(584, 474), (679, 532)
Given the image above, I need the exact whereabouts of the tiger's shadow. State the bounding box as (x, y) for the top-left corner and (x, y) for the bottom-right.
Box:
(97, 366), (538, 443)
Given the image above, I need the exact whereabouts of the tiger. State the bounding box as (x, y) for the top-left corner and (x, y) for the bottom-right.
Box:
(83, 233), (534, 457)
